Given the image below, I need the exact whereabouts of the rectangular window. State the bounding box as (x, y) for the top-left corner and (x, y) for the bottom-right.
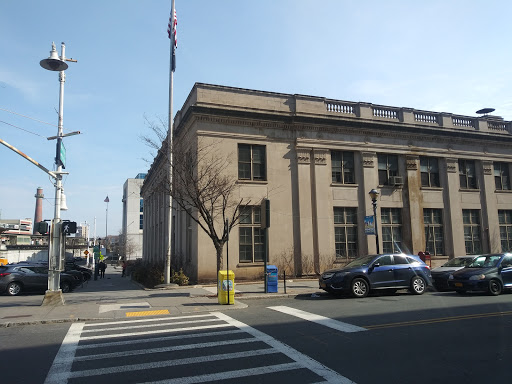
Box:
(334, 207), (358, 259)
(139, 214), (143, 230)
(463, 209), (481, 254)
(423, 208), (444, 255)
(420, 157), (440, 187)
(239, 206), (265, 263)
(378, 154), (399, 186)
(238, 144), (266, 181)
(331, 151), (355, 184)
(494, 162), (511, 190)
(140, 199), (144, 213)
(498, 210), (512, 252)
(381, 208), (402, 253)
(459, 159), (477, 189)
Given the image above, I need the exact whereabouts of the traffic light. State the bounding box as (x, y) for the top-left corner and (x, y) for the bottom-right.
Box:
(35, 221), (49, 235)
(62, 221), (77, 234)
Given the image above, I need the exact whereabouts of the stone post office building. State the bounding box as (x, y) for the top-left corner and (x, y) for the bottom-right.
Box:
(141, 83), (512, 282)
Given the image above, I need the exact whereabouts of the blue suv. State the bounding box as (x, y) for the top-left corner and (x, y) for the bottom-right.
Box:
(319, 254), (432, 298)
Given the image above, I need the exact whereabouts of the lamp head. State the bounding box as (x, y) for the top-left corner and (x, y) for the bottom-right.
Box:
(369, 188), (379, 202)
(40, 42), (68, 71)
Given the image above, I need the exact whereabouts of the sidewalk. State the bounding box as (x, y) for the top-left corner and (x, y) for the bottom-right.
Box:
(0, 266), (323, 327)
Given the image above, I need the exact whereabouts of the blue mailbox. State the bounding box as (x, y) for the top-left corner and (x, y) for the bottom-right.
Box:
(267, 265), (278, 293)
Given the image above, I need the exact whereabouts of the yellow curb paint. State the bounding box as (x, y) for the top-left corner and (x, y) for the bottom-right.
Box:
(126, 309), (170, 317)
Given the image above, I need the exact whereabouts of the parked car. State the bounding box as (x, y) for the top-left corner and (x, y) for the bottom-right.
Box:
(0, 264), (80, 296)
(448, 253), (512, 295)
(431, 256), (478, 291)
(319, 253), (432, 298)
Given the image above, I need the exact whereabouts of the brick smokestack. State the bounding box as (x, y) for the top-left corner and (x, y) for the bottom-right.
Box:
(33, 187), (44, 234)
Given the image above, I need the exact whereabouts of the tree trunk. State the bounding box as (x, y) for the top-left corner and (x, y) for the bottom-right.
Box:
(215, 242), (224, 293)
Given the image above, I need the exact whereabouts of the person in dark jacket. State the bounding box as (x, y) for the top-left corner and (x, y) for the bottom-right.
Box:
(99, 261), (106, 278)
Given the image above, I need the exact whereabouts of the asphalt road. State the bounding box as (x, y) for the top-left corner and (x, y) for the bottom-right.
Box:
(2, 290), (512, 384)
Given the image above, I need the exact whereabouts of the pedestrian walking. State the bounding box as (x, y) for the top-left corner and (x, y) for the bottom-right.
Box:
(121, 260), (127, 277)
(99, 261), (106, 278)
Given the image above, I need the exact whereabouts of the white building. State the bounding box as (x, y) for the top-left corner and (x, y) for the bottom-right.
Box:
(121, 173), (146, 260)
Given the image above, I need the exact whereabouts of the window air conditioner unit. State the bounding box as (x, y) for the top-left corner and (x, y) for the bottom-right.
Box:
(390, 176), (404, 187)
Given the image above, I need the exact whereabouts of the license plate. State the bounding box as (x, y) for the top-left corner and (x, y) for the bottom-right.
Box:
(455, 282), (463, 287)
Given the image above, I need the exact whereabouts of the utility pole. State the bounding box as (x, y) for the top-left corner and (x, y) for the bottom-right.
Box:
(40, 42), (78, 305)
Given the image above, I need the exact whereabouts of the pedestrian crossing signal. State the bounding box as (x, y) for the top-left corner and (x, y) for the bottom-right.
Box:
(35, 221), (49, 235)
(62, 221), (77, 234)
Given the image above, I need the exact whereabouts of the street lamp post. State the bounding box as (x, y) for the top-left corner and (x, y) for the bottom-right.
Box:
(369, 189), (380, 254)
(40, 42), (76, 305)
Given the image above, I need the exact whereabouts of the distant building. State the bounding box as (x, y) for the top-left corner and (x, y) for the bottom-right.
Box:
(0, 219), (33, 245)
(121, 173), (146, 260)
(77, 224), (90, 241)
(141, 83), (512, 282)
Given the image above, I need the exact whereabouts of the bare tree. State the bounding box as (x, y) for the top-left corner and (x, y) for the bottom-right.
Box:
(142, 117), (249, 275)
(118, 231), (138, 261)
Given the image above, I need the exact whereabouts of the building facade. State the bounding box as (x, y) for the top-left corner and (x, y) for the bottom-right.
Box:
(141, 83), (512, 282)
(121, 173), (146, 260)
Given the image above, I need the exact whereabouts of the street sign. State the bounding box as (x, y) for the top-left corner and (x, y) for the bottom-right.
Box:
(364, 216), (375, 235)
(56, 138), (66, 168)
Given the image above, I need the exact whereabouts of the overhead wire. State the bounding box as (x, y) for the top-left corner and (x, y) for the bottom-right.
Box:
(0, 120), (44, 137)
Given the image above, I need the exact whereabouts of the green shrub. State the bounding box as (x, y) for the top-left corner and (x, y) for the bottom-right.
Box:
(171, 268), (189, 286)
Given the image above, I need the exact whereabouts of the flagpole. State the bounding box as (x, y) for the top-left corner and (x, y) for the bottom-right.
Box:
(165, 0), (176, 284)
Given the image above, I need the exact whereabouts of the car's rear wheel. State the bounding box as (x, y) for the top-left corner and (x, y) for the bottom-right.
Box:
(60, 281), (71, 293)
(409, 276), (426, 295)
(351, 278), (369, 298)
(7, 282), (22, 296)
(488, 279), (502, 296)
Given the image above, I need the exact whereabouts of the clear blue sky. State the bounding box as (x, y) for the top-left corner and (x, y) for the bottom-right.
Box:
(1, 0), (511, 236)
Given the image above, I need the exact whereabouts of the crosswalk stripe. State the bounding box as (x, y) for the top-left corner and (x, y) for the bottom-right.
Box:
(81, 317), (220, 333)
(268, 306), (367, 333)
(212, 312), (356, 383)
(73, 337), (260, 362)
(84, 313), (214, 327)
(79, 323), (232, 341)
(140, 362), (304, 384)
(44, 322), (84, 384)
(59, 348), (279, 380)
(77, 329), (245, 350)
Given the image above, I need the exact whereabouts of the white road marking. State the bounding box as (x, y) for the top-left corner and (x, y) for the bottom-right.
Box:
(73, 337), (260, 362)
(212, 312), (356, 383)
(44, 322), (84, 384)
(79, 322), (232, 341)
(51, 348), (278, 381)
(77, 329), (245, 350)
(87, 313), (214, 327)
(47, 311), (357, 384)
(80, 317), (220, 333)
(98, 301), (150, 313)
(140, 363), (304, 384)
(268, 306), (367, 333)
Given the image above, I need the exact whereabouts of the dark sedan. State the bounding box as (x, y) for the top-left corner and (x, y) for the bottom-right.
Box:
(431, 256), (478, 291)
(319, 253), (432, 298)
(448, 253), (512, 295)
(0, 264), (80, 296)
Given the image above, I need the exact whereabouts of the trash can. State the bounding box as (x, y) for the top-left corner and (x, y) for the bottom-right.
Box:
(218, 270), (235, 305)
(267, 265), (278, 293)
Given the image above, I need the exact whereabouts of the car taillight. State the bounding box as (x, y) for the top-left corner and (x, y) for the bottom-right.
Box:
(0, 272), (11, 277)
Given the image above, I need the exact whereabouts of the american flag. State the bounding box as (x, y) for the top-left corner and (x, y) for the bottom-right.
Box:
(167, 9), (177, 46)
(167, 9), (177, 71)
